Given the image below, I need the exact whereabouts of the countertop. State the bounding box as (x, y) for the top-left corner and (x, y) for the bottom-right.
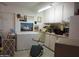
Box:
(45, 32), (69, 38)
(56, 38), (79, 47)
(16, 32), (39, 34)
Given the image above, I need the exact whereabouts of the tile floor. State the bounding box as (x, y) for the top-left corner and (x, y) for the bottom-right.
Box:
(14, 46), (54, 57)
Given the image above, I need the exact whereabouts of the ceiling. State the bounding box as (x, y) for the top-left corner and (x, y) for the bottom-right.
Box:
(0, 2), (53, 12)
(3, 2), (40, 7)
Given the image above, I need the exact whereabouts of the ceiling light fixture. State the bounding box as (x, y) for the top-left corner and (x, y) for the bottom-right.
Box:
(38, 5), (52, 13)
(38, 2), (59, 13)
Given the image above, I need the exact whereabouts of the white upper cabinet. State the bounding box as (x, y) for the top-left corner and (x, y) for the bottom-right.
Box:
(44, 4), (63, 23)
(44, 7), (55, 23)
(46, 8), (51, 22)
(44, 34), (50, 47)
(63, 3), (74, 22)
(50, 7), (55, 23)
(44, 8), (51, 23)
(44, 2), (74, 23)
(54, 5), (63, 23)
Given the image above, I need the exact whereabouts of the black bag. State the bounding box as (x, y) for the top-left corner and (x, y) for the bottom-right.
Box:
(30, 44), (43, 57)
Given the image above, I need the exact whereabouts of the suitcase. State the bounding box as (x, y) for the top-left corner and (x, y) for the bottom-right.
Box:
(30, 44), (43, 57)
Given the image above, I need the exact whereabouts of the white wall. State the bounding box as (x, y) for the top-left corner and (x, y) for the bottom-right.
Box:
(0, 12), (15, 32)
(0, 5), (44, 33)
(0, 5), (33, 14)
(15, 12), (44, 34)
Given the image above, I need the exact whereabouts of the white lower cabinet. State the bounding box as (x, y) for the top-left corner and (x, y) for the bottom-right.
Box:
(44, 34), (50, 47)
(17, 33), (39, 50)
(44, 34), (57, 51)
(44, 33), (69, 51)
(49, 35), (57, 51)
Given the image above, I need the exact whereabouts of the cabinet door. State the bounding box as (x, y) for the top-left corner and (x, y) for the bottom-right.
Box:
(50, 7), (55, 23)
(54, 5), (63, 23)
(49, 35), (57, 51)
(17, 34), (25, 50)
(44, 9), (51, 23)
(44, 34), (50, 47)
(63, 3), (74, 22)
(44, 7), (55, 23)
(47, 8), (51, 22)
